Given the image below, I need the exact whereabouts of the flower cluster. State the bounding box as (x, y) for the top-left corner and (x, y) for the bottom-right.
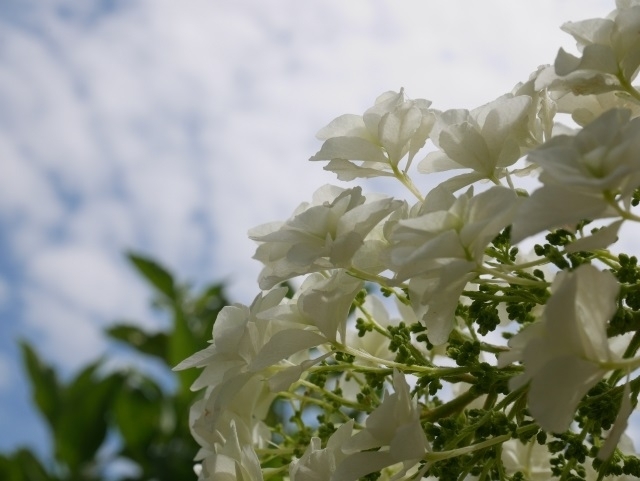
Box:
(178, 1), (640, 479)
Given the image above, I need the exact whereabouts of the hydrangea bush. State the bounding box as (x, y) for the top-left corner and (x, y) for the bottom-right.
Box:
(176, 1), (640, 479)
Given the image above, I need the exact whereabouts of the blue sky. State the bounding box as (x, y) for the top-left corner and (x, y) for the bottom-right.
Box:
(0, 0), (613, 457)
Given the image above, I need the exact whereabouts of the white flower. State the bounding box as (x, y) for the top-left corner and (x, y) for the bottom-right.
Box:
(332, 370), (429, 481)
(174, 287), (307, 390)
(197, 419), (264, 481)
(189, 376), (274, 455)
(289, 420), (354, 481)
(501, 439), (552, 481)
(405, 263), (476, 346)
(258, 269), (363, 344)
(297, 270), (363, 343)
(598, 377), (633, 460)
(174, 287), (328, 434)
(511, 66), (557, 146)
(418, 94), (532, 191)
(310, 89), (435, 180)
(555, 4), (640, 85)
(250, 184), (403, 290)
(351, 200), (410, 276)
(503, 264), (621, 433)
(391, 186), (518, 279)
(511, 108), (640, 243)
(535, 2), (640, 133)
(389, 185), (519, 344)
(551, 85), (640, 126)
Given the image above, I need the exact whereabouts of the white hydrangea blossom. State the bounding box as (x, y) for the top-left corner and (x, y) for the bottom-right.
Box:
(174, 287), (329, 454)
(552, 86), (640, 126)
(502, 436), (639, 481)
(175, 287), (322, 391)
(389, 185), (519, 344)
(418, 94), (533, 191)
(511, 66), (557, 146)
(177, 2), (640, 478)
(512, 108), (640, 243)
(310, 89), (435, 180)
(250, 184), (402, 290)
(501, 439), (553, 481)
(289, 420), (354, 481)
(555, 3), (640, 85)
(332, 370), (430, 481)
(265, 269), (364, 343)
(195, 419), (264, 481)
(503, 265), (622, 433)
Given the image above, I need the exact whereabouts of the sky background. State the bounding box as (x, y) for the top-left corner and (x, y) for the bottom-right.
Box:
(0, 0), (616, 458)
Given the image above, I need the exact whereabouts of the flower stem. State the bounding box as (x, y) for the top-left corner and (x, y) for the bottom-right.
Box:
(617, 73), (640, 103)
(478, 265), (550, 287)
(425, 434), (511, 462)
(393, 164), (425, 202)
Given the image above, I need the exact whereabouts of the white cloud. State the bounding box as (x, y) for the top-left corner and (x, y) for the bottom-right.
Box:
(27, 244), (152, 321)
(0, 0), (622, 452)
(21, 289), (108, 367)
(0, 0), (615, 352)
(0, 135), (64, 246)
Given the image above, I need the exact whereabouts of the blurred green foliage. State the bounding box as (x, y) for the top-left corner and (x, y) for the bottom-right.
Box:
(0, 253), (230, 481)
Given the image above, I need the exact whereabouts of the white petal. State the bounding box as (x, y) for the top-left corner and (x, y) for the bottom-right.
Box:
(418, 150), (465, 174)
(511, 185), (612, 243)
(332, 451), (396, 481)
(598, 379), (633, 460)
(316, 114), (370, 140)
(528, 355), (603, 433)
(323, 159), (395, 181)
(310, 136), (389, 164)
(565, 219), (623, 253)
(248, 330), (327, 372)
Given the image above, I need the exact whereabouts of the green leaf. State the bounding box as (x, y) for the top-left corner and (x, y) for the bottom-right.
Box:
(0, 449), (53, 481)
(54, 366), (123, 470)
(193, 283), (227, 320)
(127, 252), (177, 300)
(187, 283), (229, 340)
(106, 323), (168, 360)
(168, 309), (201, 392)
(20, 341), (61, 430)
(114, 378), (164, 455)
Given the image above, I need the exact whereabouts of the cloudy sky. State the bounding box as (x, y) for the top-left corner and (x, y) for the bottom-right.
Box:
(0, 0), (613, 457)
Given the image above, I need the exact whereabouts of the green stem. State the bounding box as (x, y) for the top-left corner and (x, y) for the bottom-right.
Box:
(346, 267), (401, 290)
(426, 433), (511, 462)
(617, 73), (640, 103)
(294, 380), (368, 413)
(355, 301), (394, 339)
(426, 423), (536, 464)
(605, 192), (640, 223)
(623, 330), (640, 359)
(306, 362), (391, 375)
(592, 249), (621, 265)
(337, 344), (438, 373)
(600, 354), (640, 372)
(421, 388), (483, 422)
(507, 257), (551, 270)
(478, 266), (550, 287)
(560, 422), (590, 480)
(462, 291), (530, 303)
(355, 300), (431, 366)
(255, 447), (296, 456)
(393, 164), (424, 202)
